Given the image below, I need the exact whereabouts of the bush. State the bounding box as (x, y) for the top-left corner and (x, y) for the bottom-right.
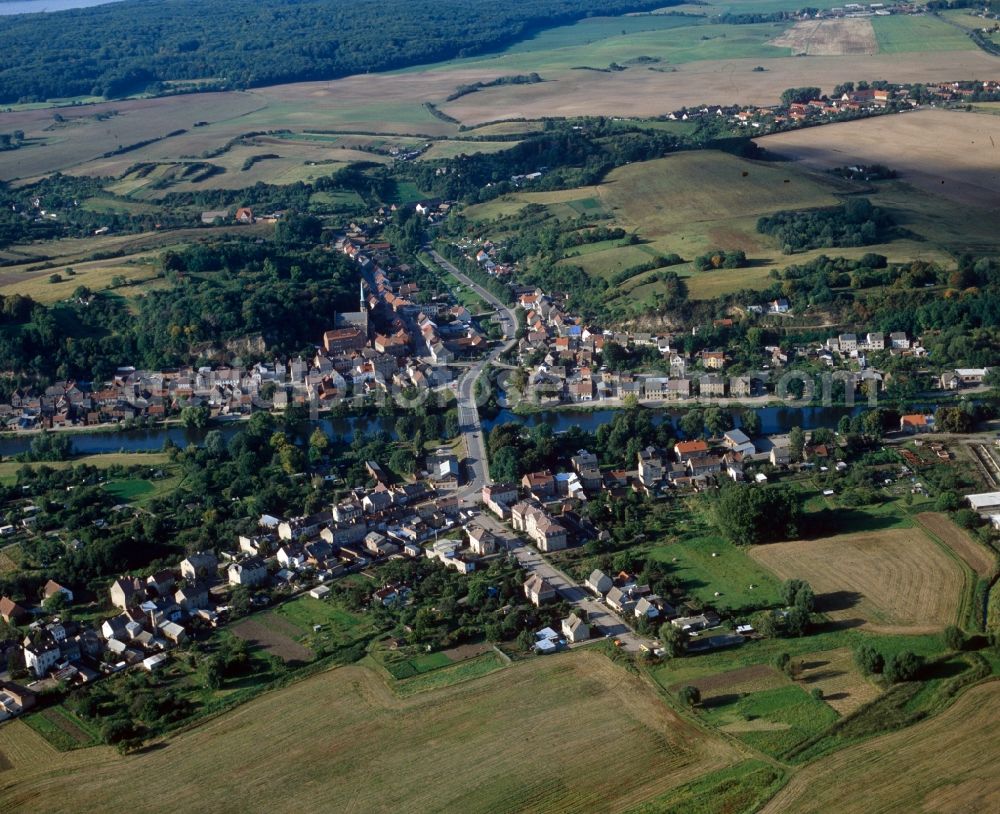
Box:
(678, 685), (701, 707)
(884, 650), (922, 683)
(854, 643), (884, 676)
(943, 625), (965, 652)
(48, 273), (62, 284)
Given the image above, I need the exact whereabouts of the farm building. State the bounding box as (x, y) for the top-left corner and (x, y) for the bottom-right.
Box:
(966, 491), (1000, 515)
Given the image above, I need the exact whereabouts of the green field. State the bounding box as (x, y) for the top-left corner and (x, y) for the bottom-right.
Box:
(102, 478), (156, 502)
(650, 533), (783, 613)
(700, 684), (839, 758)
(628, 760), (788, 814)
(272, 595), (375, 652)
(872, 14), (976, 53)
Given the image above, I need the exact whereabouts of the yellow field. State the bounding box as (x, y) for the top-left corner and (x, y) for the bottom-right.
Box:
(916, 511), (997, 579)
(0, 652), (738, 814)
(758, 109), (1000, 212)
(750, 528), (965, 634)
(762, 681), (1000, 813)
(421, 139), (520, 160)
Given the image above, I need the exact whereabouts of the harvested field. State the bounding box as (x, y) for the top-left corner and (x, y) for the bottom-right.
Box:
(758, 109), (1000, 212)
(796, 648), (879, 715)
(916, 511), (997, 578)
(770, 19), (877, 56)
(750, 528), (964, 633)
(761, 681), (1000, 814)
(230, 616), (314, 664)
(0, 652), (738, 814)
(5, 43), (1000, 182)
(0, 92), (265, 182)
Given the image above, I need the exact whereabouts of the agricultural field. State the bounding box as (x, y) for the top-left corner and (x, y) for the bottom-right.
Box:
(0, 5), (993, 184)
(750, 528), (965, 634)
(872, 13), (977, 54)
(0, 653), (739, 814)
(700, 683), (839, 758)
(760, 680), (1000, 813)
(916, 511), (997, 579)
(231, 595), (374, 665)
(770, 18), (877, 56)
(758, 108), (1000, 214)
(420, 139), (520, 160)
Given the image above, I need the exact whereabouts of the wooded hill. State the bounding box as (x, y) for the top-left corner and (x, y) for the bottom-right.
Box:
(0, 0), (675, 104)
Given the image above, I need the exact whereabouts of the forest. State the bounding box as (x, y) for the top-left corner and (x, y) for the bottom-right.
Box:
(756, 198), (896, 254)
(0, 0), (674, 104)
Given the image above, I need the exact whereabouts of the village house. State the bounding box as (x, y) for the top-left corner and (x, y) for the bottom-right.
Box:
(586, 569), (613, 596)
(561, 613), (590, 643)
(674, 440), (709, 462)
(228, 558), (268, 587)
(466, 524), (498, 556)
(180, 551), (218, 581)
(109, 576), (146, 610)
(722, 429), (756, 456)
(0, 596), (29, 624)
(42, 580), (73, 604)
(511, 501), (568, 552)
(637, 446), (666, 487)
(900, 414), (934, 433)
(524, 574), (556, 606)
(521, 470), (555, 498)
(482, 482), (519, 518)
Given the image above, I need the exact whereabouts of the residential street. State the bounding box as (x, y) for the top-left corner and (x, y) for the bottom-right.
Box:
(473, 513), (652, 653)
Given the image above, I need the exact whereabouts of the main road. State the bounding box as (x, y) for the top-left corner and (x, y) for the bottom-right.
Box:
(423, 247), (518, 500)
(424, 247), (653, 652)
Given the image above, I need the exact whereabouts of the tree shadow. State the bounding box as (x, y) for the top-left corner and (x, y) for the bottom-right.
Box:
(701, 693), (740, 710)
(814, 617), (866, 633)
(816, 590), (864, 613)
(800, 509), (902, 538)
(799, 659), (829, 671)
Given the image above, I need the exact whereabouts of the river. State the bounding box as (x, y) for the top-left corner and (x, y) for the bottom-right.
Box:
(0, 404), (890, 458)
(0, 0), (124, 15)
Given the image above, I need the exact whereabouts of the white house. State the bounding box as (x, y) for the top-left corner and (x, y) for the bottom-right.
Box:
(561, 614), (590, 643)
(228, 558), (268, 587)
